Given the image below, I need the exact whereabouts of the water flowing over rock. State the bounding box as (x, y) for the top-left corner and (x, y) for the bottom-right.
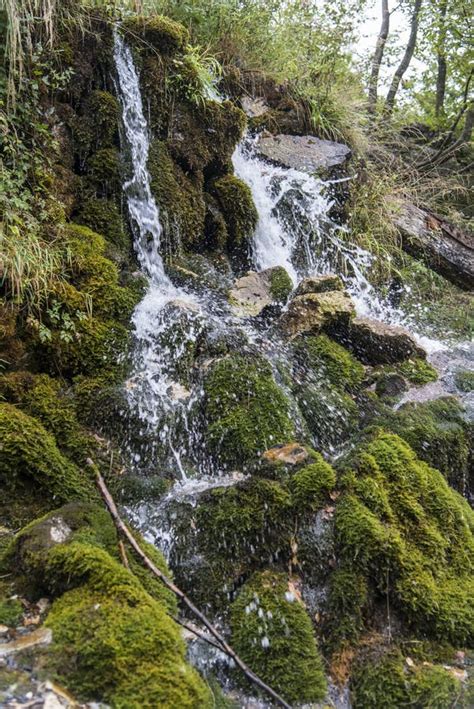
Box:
(256, 133), (351, 176)
(329, 316), (427, 365)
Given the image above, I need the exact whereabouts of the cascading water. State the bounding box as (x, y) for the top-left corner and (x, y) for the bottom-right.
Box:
(114, 32), (205, 479)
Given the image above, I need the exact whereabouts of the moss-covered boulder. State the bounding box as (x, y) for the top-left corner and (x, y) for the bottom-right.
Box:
(0, 404), (94, 516)
(290, 453), (336, 512)
(280, 290), (355, 339)
(351, 646), (463, 709)
(202, 354), (294, 468)
(230, 571), (327, 704)
(3, 503), (212, 706)
(293, 333), (365, 391)
(212, 175), (258, 263)
(333, 431), (474, 646)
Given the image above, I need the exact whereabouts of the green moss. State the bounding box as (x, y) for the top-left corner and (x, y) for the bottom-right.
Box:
(0, 372), (93, 464)
(84, 90), (120, 149)
(197, 478), (292, 573)
(335, 431), (474, 645)
(148, 140), (206, 252)
(44, 559), (210, 706)
(455, 369), (474, 392)
(269, 266), (293, 303)
(86, 148), (121, 192)
(40, 315), (129, 379)
(379, 397), (470, 491)
(230, 571), (326, 704)
(290, 455), (336, 512)
(352, 648), (462, 709)
(122, 14), (189, 54)
(75, 198), (129, 253)
(212, 175), (258, 251)
(203, 354), (294, 467)
(0, 597), (23, 626)
(398, 357), (438, 385)
(293, 333), (365, 391)
(0, 403), (94, 505)
(325, 569), (368, 648)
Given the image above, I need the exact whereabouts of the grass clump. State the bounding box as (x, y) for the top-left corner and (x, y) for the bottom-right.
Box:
(230, 570), (327, 705)
(203, 354), (294, 467)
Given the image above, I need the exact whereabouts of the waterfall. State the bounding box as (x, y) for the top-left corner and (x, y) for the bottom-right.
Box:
(113, 33), (170, 286)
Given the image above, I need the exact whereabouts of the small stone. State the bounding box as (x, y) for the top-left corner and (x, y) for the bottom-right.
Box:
(262, 443), (310, 467)
(0, 627), (52, 657)
(0, 624), (9, 636)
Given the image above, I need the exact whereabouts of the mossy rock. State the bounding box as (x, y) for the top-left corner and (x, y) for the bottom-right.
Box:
(455, 369), (474, 393)
(268, 266), (293, 303)
(168, 100), (246, 174)
(351, 647), (462, 709)
(290, 454), (336, 512)
(0, 372), (93, 464)
(334, 431), (474, 645)
(293, 333), (365, 391)
(0, 597), (23, 626)
(75, 198), (129, 255)
(0, 404), (95, 510)
(324, 568), (368, 650)
(84, 90), (120, 149)
(148, 140), (206, 252)
(121, 14), (189, 54)
(212, 175), (258, 258)
(230, 571), (327, 704)
(379, 397), (471, 493)
(85, 148), (122, 194)
(203, 354), (294, 468)
(196, 478), (293, 577)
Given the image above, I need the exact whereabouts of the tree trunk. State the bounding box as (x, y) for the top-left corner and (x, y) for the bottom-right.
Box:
(384, 0), (423, 115)
(367, 0), (390, 114)
(435, 0), (448, 117)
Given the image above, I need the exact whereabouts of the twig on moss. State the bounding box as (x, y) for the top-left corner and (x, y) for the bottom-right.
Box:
(92, 462), (292, 709)
(118, 539), (130, 569)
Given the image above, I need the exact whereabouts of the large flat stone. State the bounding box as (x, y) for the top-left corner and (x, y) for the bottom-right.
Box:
(256, 134), (351, 174)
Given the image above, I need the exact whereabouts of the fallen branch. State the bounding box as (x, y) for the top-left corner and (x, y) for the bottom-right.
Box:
(92, 464), (292, 709)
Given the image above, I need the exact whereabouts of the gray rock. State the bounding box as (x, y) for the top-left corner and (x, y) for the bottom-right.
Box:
(294, 274), (343, 296)
(329, 316), (426, 365)
(256, 133), (351, 174)
(394, 201), (474, 290)
(280, 290), (355, 338)
(229, 266), (292, 317)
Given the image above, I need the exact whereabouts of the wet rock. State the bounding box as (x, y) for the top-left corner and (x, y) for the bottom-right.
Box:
(394, 201), (474, 290)
(0, 627), (52, 657)
(240, 95), (270, 117)
(229, 266), (292, 317)
(375, 372), (409, 398)
(256, 133), (351, 176)
(294, 274), (343, 296)
(280, 291), (355, 339)
(329, 317), (426, 365)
